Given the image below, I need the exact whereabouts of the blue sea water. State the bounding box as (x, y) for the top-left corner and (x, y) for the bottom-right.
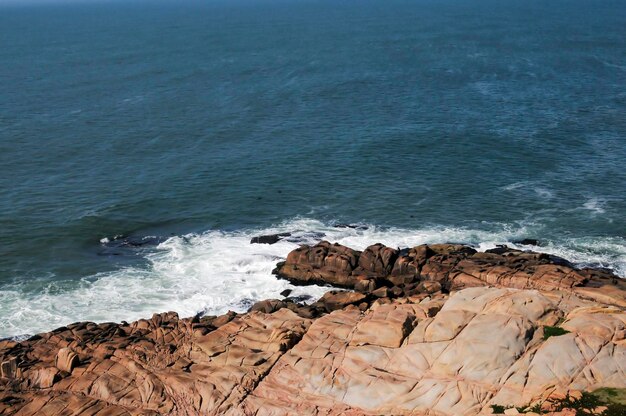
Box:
(1, 0), (625, 337)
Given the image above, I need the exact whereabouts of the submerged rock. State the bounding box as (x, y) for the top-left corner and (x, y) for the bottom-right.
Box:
(250, 232), (292, 244)
(333, 223), (369, 230)
(514, 238), (540, 246)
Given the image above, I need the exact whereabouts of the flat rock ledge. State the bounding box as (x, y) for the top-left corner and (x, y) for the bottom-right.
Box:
(1, 242), (625, 415)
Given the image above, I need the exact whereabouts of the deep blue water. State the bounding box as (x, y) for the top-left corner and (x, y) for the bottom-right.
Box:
(1, 0), (625, 337)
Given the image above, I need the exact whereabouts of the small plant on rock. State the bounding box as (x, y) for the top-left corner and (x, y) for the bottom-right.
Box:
(543, 325), (570, 340)
(490, 404), (506, 414)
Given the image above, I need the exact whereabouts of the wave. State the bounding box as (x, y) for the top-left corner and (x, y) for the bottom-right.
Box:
(500, 181), (554, 200)
(1, 217), (625, 338)
(582, 197), (606, 215)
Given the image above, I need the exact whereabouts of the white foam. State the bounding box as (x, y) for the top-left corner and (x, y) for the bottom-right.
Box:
(582, 198), (606, 214)
(501, 181), (528, 191)
(501, 182), (556, 200)
(1, 217), (624, 338)
(534, 187), (554, 199)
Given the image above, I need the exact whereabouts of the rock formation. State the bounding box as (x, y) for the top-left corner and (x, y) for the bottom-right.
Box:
(1, 242), (625, 415)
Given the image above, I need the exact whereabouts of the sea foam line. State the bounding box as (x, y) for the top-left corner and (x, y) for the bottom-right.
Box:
(1, 217), (624, 338)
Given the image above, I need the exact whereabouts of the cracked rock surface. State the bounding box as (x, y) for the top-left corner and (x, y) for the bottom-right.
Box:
(1, 243), (625, 415)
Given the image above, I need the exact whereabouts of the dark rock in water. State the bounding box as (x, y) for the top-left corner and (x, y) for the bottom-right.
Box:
(514, 239), (540, 246)
(250, 233), (291, 244)
(333, 223), (369, 230)
(286, 294), (312, 303)
(283, 231), (326, 244)
(237, 298), (255, 309)
(0, 334), (31, 343)
(99, 235), (168, 258)
(485, 245), (513, 255)
(280, 289), (292, 297)
(545, 254), (574, 268)
(124, 236), (166, 247)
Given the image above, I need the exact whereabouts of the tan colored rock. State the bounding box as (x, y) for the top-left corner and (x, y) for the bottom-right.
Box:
(240, 288), (625, 415)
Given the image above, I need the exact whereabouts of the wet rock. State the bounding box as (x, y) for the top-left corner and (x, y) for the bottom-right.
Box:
(333, 223), (368, 230)
(285, 294), (312, 303)
(283, 231), (326, 244)
(250, 232), (292, 244)
(514, 239), (540, 246)
(98, 234), (169, 257)
(485, 245), (518, 255)
(101, 234), (167, 248)
(279, 289), (292, 297)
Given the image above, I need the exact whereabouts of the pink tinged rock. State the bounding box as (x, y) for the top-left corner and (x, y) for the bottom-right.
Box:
(422, 310), (475, 342)
(350, 303), (419, 348)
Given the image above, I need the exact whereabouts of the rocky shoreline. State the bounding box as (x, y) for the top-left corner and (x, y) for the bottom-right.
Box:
(1, 241), (625, 415)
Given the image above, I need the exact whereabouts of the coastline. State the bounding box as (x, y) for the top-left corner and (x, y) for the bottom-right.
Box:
(3, 219), (625, 340)
(1, 241), (625, 415)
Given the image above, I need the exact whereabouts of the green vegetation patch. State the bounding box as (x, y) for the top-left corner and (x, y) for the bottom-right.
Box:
(543, 325), (570, 340)
(592, 388), (626, 405)
(549, 391), (626, 416)
(490, 404), (506, 414)
(490, 389), (626, 415)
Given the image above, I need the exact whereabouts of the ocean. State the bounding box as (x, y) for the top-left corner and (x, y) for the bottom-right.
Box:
(1, 0), (625, 338)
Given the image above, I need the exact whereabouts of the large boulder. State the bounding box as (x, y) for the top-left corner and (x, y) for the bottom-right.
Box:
(274, 241), (361, 288)
(275, 241), (600, 294)
(352, 243), (398, 278)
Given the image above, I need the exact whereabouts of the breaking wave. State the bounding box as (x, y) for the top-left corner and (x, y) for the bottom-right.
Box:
(1, 218), (624, 338)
